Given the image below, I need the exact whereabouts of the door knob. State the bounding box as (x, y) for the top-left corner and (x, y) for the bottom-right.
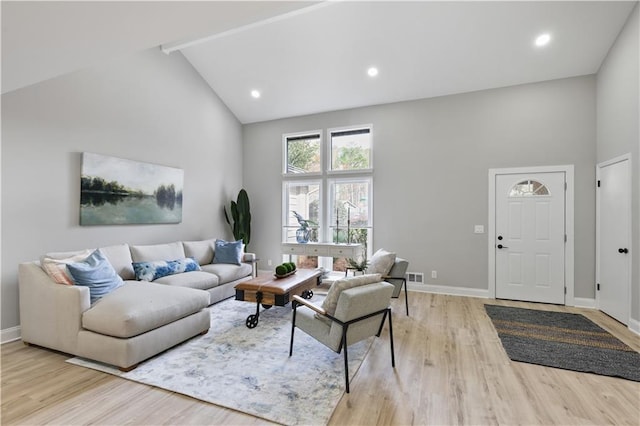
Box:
(497, 236), (503, 241)
(497, 244), (508, 249)
(618, 248), (629, 254)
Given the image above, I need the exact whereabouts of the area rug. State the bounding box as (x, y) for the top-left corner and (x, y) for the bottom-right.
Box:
(484, 305), (640, 382)
(67, 296), (373, 425)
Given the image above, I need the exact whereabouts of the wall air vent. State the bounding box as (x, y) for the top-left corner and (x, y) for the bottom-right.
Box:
(406, 272), (424, 284)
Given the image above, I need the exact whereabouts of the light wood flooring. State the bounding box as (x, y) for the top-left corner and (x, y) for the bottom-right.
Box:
(2, 292), (639, 425)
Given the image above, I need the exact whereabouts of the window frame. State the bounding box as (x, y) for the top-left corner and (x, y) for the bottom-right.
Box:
(326, 176), (374, 244)
(282, 130), (323, 177)
(327, 124), (373, 175)
(282, 179), (323, 244)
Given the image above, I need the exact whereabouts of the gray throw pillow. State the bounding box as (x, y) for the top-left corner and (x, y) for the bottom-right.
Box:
(367, 249), (396, 276)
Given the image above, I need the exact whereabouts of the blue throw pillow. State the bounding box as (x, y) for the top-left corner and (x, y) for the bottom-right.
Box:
(66, 249), (124, 304)
(213, 239), (243, 265)
(132, 257), (201, 282)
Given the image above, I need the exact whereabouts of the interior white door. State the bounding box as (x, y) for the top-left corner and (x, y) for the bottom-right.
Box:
(495, 172), (566, 304)
(598, 158), (630, 324)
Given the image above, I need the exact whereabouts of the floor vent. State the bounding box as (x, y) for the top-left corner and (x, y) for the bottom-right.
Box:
(406, 272), (424, 284)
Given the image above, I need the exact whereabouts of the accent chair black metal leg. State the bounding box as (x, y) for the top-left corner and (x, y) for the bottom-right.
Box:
(403, 279), (409, 316)
(387, 308), (395, 367)
(376, 310), (388, 337)
(289, 302), (297, 357)
(342, 328), (350, 393)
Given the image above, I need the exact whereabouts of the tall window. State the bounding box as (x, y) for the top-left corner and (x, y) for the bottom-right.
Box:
(283, 126), (373, 271)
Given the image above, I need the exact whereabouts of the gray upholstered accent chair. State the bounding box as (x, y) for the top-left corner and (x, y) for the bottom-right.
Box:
(384, 257), (410, 315)
(289, 280), (395, 393)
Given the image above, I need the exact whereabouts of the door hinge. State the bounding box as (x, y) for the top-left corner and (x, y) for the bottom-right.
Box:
(564, 234), (567, 243)
(597, 180), (600, 187)
(564, 287), (567, 294)
(597, 283), (600, 291)
(565, 182), (567, 190)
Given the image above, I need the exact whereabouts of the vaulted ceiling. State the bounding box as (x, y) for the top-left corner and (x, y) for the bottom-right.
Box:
(2, 1), (636, 124)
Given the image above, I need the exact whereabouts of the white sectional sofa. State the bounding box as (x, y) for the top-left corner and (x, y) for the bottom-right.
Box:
(18, 239), (256, 371)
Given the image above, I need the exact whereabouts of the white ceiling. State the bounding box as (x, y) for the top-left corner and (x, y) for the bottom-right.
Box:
(180, 1), (636, 123)
(1, 1), (316, 94)
(2, 1), (636, 124)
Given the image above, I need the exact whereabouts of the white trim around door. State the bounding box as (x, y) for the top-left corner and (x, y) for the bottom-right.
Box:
(488, 165), (575, 305)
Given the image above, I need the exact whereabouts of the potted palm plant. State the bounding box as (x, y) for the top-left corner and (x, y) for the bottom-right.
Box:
(223, 189), (251, 249)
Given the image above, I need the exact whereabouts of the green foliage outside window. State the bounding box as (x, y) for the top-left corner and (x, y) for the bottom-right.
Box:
(287, 139), (320, 173)
(332, 146), (370, 170)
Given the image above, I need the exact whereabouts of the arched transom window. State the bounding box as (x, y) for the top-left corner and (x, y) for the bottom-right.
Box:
(509, 180), (549, 197)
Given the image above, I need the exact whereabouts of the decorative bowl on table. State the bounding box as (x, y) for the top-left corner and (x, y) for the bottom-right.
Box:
(274, 262), (297, 279)
(274, 270), (297, 279)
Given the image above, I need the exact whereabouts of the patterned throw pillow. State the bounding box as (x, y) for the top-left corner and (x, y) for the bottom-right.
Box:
(66, 249), (124, 304)
(40, 249), (94, 285)
(132, 257), (201, 282)
(320, 273), (383, 319)
(367, 249), (396, 276)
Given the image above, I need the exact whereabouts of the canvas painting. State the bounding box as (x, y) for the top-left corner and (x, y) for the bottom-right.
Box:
(80, 153), (183, 225)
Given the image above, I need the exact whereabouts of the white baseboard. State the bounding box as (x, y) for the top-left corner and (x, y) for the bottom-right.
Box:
(1, 326), (21, 344)
(407, 285), (601, 308)
(628, 318), (640, 336)
(573, 297), (597, 308)
(408, 283), (490, 299)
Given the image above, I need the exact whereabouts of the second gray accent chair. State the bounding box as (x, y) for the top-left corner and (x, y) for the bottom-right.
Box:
(384, 257), (410, 315)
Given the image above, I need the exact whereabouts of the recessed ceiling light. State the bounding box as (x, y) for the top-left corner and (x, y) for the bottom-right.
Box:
(367, 67), (379, 77)
(251, 90), (261, 98)
(535, 33), (551, 47)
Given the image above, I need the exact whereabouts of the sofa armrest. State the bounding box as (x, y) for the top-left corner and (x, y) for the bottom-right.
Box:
(242, 252), (256, 262)
(19, 262), (91, 354)
(242, 252), (258, 277)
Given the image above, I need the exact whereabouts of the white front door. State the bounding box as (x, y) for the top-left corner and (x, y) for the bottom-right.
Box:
(597, 156), (631, 324)
(495, 172), (566, 304)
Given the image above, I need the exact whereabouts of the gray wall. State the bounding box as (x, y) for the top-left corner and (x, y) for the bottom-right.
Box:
(244, 76), (597, 300)
(1, 48), (244, 330)
(596, 3), (639, 321)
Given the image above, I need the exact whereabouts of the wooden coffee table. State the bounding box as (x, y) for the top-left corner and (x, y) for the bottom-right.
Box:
(235, 269), (322, 328)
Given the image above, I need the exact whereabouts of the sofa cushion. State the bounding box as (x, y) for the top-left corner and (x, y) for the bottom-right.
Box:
(213, 239), (243, 265)
(130, 242), (185, 263)
(182, 239), (216, 265)
(66, 249), (124, 304)
(132, 258), (201, 282)
(40, 249), (93, 285)
(153, 270), (219, 290)
(100, 243), (135, 280)
(201, 263), (252, 284)
(82, 282), (210, 338)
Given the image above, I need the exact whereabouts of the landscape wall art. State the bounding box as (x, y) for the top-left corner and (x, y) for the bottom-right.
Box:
(80, 153), (184, 225)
